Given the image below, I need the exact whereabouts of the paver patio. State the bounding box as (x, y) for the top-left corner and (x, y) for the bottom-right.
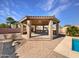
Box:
(15, 36), (66, 58)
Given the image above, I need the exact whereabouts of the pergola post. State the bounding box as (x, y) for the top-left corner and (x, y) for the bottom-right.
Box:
(56, 23), (59, 36)
(27, 20), (31, 39)
(48, 20), (53, 39)
(20, 23), (23, 34)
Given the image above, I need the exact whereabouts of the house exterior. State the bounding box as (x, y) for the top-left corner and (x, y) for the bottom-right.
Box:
(60, 27), (68, 35)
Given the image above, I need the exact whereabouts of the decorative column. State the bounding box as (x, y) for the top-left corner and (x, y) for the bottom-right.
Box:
(20, 23), (23, 34)
(48, 20), (53, 39)
(56, 23), (59, 36)
(27, 20), (31, 39)
(24, 24), (27, 34)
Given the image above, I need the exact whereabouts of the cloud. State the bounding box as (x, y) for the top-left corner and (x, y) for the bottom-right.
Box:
(0, 4), (5, 7)
(59, 0), (69, 4)
(0, 7), (10, 16)
(74, 3), (79, 6)
(48, 3), (71, 16)
(0, 0), (22, 17)
(0, 10), (4, 13)
(4, 7), (10, 16)
(11, 11), (21, 17)
(9, 11), (22, 20)
(0, 10), (5, 16)
(8, 0), (16, 7)
(13, 0), (28, 8)
(39, 0), (70, 12)
(2, 0), (9, 7)
(39, 0), (55, 11)
(0, 0), (10, 16)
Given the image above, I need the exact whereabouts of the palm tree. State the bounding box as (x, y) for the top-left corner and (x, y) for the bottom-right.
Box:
(6, 17), (17, 28)
(6, 17), (15, 23)
(66, 26), (71, 35)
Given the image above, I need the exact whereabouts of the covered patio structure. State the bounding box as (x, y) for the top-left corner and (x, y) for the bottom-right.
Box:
(20, 16), (60, 40)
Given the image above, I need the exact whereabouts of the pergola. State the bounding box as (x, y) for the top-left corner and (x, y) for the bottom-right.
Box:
(20, 16), (60, 39)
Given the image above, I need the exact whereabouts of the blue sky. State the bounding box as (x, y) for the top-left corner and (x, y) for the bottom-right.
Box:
(0, 0), (79, 26)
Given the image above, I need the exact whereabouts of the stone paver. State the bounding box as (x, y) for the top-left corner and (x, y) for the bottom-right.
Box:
(15, 37), (66, 58)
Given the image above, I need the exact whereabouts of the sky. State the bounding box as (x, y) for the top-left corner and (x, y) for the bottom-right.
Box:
(0, 0), (79, 26)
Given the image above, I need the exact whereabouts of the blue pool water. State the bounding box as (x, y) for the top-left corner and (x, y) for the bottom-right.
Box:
(72, 38), (79, 52)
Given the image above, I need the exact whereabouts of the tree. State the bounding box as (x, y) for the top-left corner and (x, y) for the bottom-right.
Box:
(6, 17), (17, 28)
(0, 23), (9, 28)
(6, 17), (15, 24)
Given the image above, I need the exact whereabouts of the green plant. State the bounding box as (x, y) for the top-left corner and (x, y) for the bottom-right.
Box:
(66, 26), (79, 36)
(0, 23), (10, 28)
(6, 17), (15, 24)
(6, 17), (18, 28)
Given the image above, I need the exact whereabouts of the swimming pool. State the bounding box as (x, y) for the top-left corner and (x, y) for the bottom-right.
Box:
(72, 38), (79, 52)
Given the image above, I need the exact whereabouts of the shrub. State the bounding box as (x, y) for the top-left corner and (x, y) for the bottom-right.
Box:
(66, 26), (79, 36)
(0, 23), (10, 28)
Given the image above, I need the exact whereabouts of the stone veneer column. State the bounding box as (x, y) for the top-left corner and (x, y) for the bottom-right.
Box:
(48, 20), (53, 39)
(27, 20), (31, 39)
(56, 23), (59, 36)
(21, 23), (23, 34)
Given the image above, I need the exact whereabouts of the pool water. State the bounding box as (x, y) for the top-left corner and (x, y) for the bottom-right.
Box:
(72, 38), (79, 52)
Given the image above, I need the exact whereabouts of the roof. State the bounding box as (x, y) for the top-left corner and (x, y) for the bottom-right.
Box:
(20, 16), (60, 25)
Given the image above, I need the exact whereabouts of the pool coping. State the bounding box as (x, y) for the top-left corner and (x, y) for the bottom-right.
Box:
(54, 36), (79, 58)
